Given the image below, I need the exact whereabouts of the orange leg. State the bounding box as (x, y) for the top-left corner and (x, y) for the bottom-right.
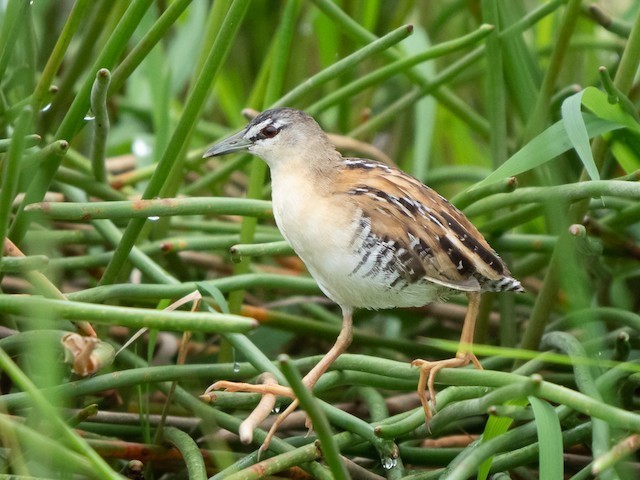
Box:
(412, 291), (483, 423)
(210, 307), (353, 450)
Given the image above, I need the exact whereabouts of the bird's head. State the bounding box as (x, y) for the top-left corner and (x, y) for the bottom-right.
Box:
(203, 108), (335, 169)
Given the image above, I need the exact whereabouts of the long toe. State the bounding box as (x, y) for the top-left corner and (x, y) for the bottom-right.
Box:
(208, 380), (295, 398)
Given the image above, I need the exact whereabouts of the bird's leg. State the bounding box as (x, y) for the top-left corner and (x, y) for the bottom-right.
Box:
(208, 307), (354, 450)
(261, 307), (353, 447)
(302, 307), (353, 388)
(412, 291), (483, 423)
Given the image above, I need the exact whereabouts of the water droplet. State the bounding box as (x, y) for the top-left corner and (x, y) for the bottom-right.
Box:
(84, 112), (95, 121)
(132, 137), (152, 157)
(40, 103), (52, 113)
(381, 456), (397, 470)
(272, 404), (281, 414)
(147, 215), (160, 222)
(233, 362), (241, 373)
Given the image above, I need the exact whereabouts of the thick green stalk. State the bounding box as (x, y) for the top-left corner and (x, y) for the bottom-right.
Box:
(279, 355), (350, 480)
(0, 295), (256, 333)
(25, 197), (273, 221)
(162, 427), (207, 480)
(464, 181), (640, 217)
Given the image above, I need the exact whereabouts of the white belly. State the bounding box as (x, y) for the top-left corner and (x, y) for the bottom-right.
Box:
(271, 171), (441, 310)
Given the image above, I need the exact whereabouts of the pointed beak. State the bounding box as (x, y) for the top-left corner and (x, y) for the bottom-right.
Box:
(203, 130), (252, 158)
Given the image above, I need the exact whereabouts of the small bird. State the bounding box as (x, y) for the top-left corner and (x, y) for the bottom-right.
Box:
(204, 107), (523, 441)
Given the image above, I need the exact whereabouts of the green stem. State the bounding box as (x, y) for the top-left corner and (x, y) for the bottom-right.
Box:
(99, 0), (250, 285)
(89, 68), (111, 183)
(348, 47), (483, 138)
(464, 181), (640, 217)
(30, 0), (92, 110)
(230, 240), (292, 260)
(523, 0), (583, 141)
(481, 0), (507, 168)
(0, 134), (39, 152)
(0, 254), (49, 272)
(10, 0), (155, 244)
(0, 414), (98, 478)
(308, 25), (493, 115)
(0, 0), (30, 82)
(162, 427), (207, 480)
(0, 295), (256, 333)
(0, 108), (32, 249)
(109, 0), (193, 94)
(25, 197), (273, 221)
(0, 350), (121, 479)
(279, 355), (350, 480)
(273, 23), (413, 109)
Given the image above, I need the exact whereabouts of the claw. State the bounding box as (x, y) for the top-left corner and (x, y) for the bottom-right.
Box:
(412, 353), (483, 426)
(207, 380), (295, 398)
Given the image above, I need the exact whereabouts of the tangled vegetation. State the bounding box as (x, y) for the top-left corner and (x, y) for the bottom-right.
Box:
(1, 1), (640, 479)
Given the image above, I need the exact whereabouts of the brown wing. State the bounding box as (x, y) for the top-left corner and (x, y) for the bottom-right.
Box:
(334, 159), (519, 293)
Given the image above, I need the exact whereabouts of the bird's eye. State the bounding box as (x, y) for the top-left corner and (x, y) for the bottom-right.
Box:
(261, 125), (278, 138)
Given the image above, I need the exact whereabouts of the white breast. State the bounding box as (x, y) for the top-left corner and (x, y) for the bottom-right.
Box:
(270, 168), (441, 310)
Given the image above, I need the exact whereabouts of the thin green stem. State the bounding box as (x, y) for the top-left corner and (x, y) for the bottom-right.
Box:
(0, 108), (32, 249)
(30, 0), (92, 110)
(109, 0), (193, 94)
(0, 349), (121, 479)
(273, 23), (413, 109)
(523, 0), (583, 141)
(99, 0), (250, 285)
(89, 68), (111, 182)
(10, 0), (155, 243)
(279, 355), (350, 480)
(308, 25), (493, 115)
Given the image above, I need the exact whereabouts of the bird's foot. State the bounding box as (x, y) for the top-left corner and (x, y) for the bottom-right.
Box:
(411, 353), (483, 425)
(202, 374), (312, 453)
(205, 379), (295, 398)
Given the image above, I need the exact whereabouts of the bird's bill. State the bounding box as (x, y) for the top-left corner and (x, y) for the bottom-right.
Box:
(203, 130), (252, 157)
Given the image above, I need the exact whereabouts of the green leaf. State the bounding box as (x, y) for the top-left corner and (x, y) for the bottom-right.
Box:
(611, 135), (640, 174)
(197, 282), (231, 314)
(473, 114), (623, 189)
(561, 89), (599, 180)
(477, 398), (529, 480)
(529, 396), (564, 480)
(581, 86), (640, 134)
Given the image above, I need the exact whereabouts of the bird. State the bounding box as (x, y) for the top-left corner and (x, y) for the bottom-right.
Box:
(203, 107), (523, 445)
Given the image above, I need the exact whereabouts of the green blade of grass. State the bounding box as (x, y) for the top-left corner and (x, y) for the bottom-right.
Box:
(473, 114), (624, 189)
(528, 396), (564, 480)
